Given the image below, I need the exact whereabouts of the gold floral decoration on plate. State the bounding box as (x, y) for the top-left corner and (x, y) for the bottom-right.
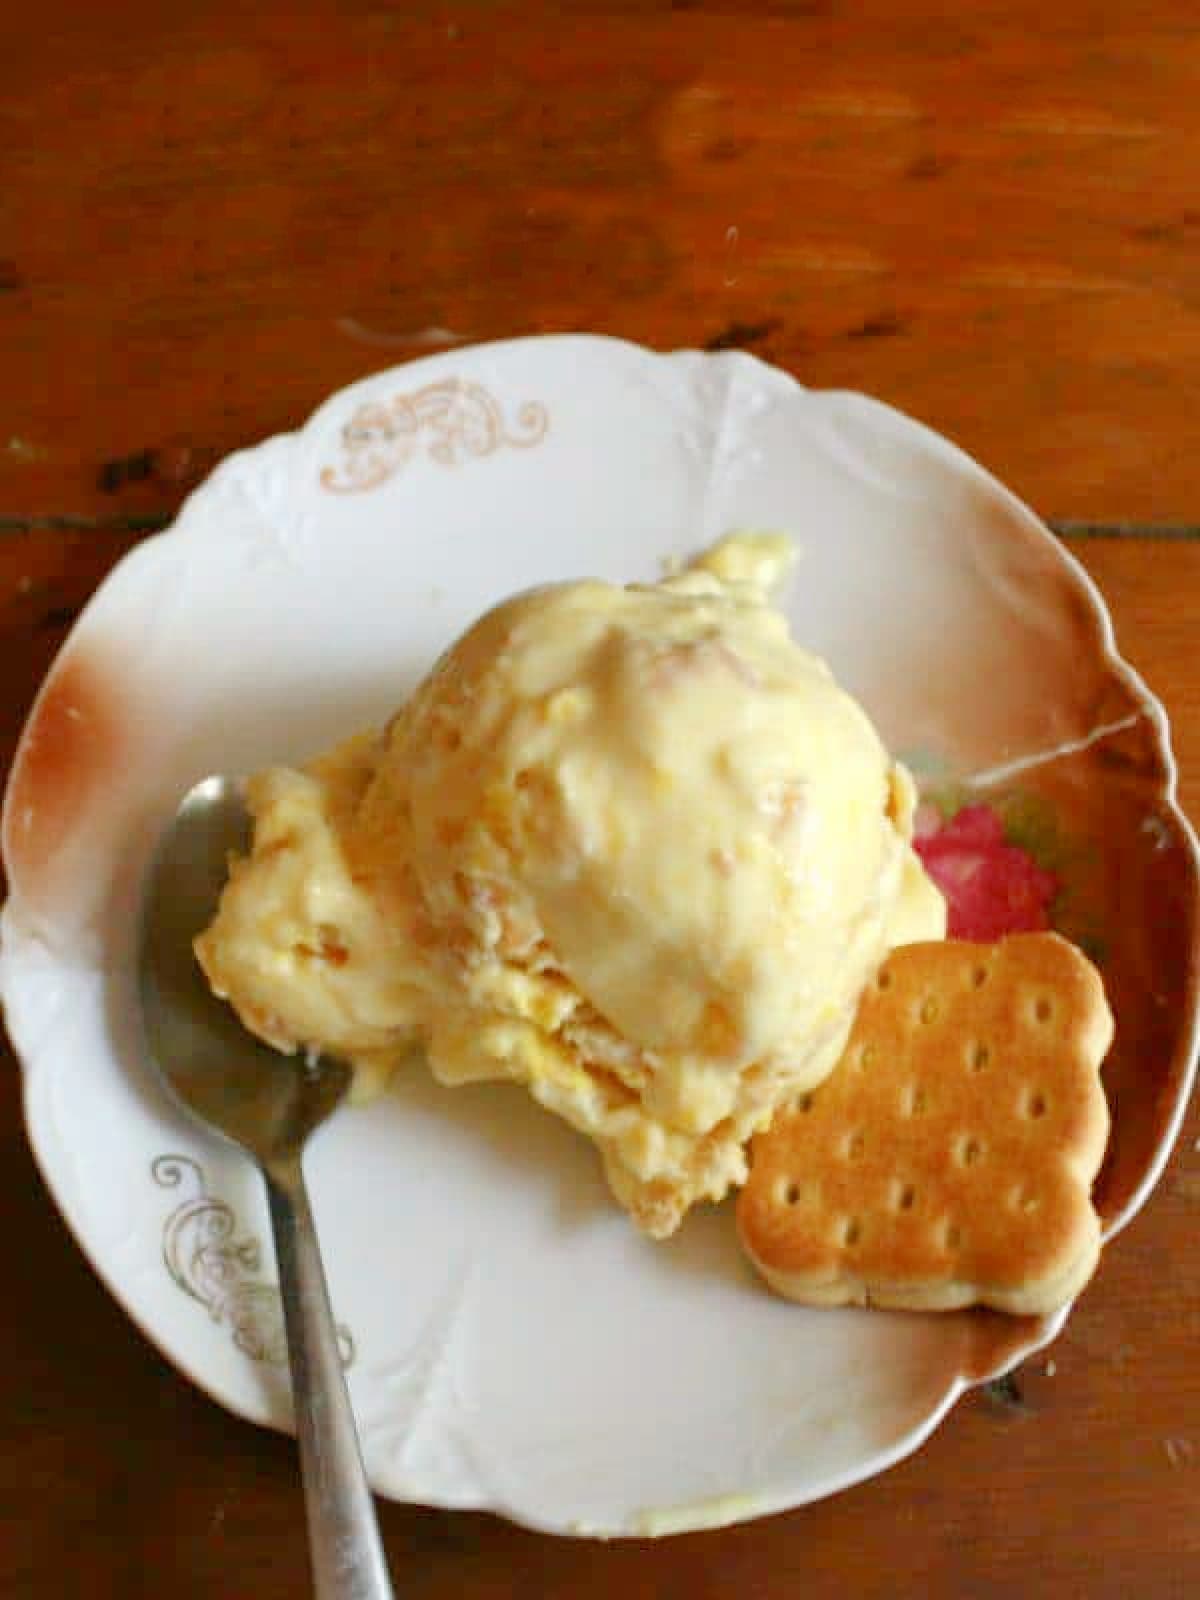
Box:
(320, 377), (548, 492)
(152, 1155), (354, 1367)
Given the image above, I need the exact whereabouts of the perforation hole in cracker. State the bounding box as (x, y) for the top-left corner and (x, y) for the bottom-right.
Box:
(901, 1082), (928, 1116)
(967, 1040), (990, 1072)
(956, 1134), (984, 1168)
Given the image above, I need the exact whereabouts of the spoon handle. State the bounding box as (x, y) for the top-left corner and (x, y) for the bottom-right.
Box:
(267, 1163), (396, 1600)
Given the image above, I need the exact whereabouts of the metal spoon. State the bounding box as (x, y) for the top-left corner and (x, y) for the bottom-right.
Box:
(138, 775), (395, 1600)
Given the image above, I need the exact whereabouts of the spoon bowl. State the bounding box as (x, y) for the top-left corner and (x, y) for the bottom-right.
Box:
(140, 775), (353, 1162)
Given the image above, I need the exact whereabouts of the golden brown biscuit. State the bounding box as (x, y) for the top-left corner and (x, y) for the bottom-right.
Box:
(736, 934), (1113, 1316)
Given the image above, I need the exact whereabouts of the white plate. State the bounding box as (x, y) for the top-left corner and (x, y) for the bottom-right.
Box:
(3, 336), (1197, 1537)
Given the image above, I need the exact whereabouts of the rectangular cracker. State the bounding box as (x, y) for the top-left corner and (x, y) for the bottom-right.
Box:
(736, 933), (1113, 1316)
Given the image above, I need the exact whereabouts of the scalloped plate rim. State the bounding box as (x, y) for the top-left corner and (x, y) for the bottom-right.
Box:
(3, 333), (1197, 1537)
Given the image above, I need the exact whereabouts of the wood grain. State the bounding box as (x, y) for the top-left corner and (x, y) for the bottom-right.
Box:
(2, 3), (1199, 1596)
(4, 1), (1200, 521)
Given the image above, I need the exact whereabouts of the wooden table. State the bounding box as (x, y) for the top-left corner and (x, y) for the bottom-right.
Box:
(4, 3), (1198, 1594)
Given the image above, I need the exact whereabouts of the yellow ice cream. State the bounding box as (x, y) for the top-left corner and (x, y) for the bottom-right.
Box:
(196, 534), (944, 1236)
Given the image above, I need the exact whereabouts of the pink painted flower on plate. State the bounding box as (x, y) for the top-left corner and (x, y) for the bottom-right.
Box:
(914, 802), (1059, 942)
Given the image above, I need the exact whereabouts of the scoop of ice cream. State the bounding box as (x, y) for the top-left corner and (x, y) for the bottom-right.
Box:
(196, 535), (944, 1236)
